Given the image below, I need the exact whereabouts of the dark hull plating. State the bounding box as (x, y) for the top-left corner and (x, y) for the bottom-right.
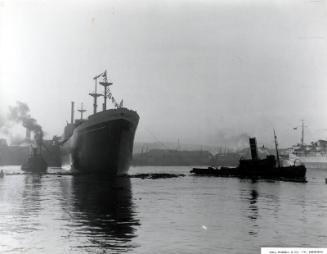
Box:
(191, 165), (306, 181)
(64, 109), (139, 175)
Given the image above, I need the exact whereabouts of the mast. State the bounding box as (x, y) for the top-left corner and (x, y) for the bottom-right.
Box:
(89, 73), (103, 115)
(99, 70), (113, 111)
(273, 129), (281, 168)
(70, 101), (75, 124)
(91, 69), (122, 110)
(301, 119), (304, 146)
(77, 103), (87, 120)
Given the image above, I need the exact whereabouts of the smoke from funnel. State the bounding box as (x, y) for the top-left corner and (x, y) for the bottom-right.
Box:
(7, 101), (43, 146)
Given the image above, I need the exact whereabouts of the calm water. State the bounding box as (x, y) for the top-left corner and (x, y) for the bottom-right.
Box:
(0, 165), (326, 253)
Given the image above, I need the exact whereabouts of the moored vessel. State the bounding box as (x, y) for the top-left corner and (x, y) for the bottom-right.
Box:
(288, 121), (327, 168)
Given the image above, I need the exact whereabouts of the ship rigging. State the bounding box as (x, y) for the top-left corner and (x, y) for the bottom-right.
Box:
(89, 70), (123, 115)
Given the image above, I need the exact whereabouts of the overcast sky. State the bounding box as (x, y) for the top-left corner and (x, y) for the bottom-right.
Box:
(1, 0), (327, 148)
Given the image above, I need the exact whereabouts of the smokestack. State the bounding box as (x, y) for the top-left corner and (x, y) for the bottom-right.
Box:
(249, 137), (258, 160)
(26, 128), (31, 140)
(71, 101), (75, 124)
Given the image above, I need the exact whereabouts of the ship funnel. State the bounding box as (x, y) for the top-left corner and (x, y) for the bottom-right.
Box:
(249, 137), (259, 160)
(71, 101), (75, 124)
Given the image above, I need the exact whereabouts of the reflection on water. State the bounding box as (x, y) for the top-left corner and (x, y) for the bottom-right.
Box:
(248, 189), (259, 220)
(247, 188), (259, 237)
(22, 175), (42, 214)
(0, 166), (326, 253)
(19, 175), (43, 233)
(0, 172), (140, 253)
(239, 180), (259, 237)
(63, 176), (139, 252)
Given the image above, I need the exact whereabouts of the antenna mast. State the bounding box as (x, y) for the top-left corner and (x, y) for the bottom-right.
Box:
(91, 69), (123, 110)
(70, 101), (75, 124)
(89, 72), (104, 114)
(301, 120), (304, 146)
(77, 103), (87, 120)
(273, 129), (281, 168)
(99, 70), (113, 111)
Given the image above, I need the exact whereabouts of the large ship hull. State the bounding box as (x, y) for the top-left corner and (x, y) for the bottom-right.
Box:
(63, 108), (139, 175)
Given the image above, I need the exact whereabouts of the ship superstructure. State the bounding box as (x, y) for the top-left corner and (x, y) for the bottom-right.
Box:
(62, 70), (139, 174)
(289, 121), (327, 167)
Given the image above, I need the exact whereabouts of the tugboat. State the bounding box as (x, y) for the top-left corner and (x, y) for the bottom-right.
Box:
(191, 130), (306, 181)
(21, 147), (48, 173)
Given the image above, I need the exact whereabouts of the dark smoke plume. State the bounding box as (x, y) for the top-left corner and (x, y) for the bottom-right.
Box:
(7, 101), (43, 146)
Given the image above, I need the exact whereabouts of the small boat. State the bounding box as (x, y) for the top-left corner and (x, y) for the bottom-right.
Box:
(21, 147), (48, 173)
(191, 131), (306, 181)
